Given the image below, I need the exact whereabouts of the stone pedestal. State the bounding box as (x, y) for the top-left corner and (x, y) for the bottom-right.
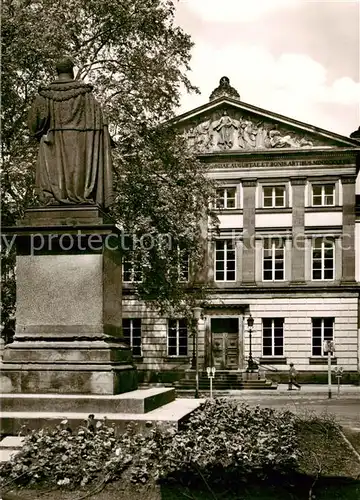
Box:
(1, 205), (137, 394)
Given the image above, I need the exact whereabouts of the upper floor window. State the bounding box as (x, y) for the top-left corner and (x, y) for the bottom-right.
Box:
(312, 318), (334, 356)
(263, 239), (285, 281)
(123, 256), (142, 283)
(215, 187), (237, 209)
(312, 184), (335, 207)
(215, 239), (236, 281)
(312, 238), (334, 280)
(262, 318), (284, 356)
(168, 319), (188, 356)
(122, 318), (142, 356)
(263, 186), (285, 208)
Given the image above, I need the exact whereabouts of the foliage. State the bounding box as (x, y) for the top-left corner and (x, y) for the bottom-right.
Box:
(0, 418), (118, 488)
(145, 399), (299, 485)
(1, 0), (217, 328)
(0, 401), (299, 491)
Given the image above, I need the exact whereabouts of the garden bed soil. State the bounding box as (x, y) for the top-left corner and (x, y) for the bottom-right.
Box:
(2, 476), (360, 500)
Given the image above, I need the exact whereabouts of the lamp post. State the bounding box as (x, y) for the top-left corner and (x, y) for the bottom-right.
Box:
(246, 314), (258, 372)
(193, 306), (202, 398)
(191, 330), (196, 370)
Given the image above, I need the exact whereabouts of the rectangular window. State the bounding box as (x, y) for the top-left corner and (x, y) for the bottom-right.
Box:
(312, 318), (334, 356)
(312, 184), (335, 206)
(262, 318), (284, 356)
(122, 318), (142, 356)
(263, 186), (285, 208)
(123, 256), (142, 283)
(168, 319), (188, 356)
(215, 239), (236, 281)
(215, 187), (237, 209)
(312, 238), (334, 280)
(263, 239), (285, 281)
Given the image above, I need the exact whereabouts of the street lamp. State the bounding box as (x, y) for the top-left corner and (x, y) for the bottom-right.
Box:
(193, 306), (202, 398)
(246, 314), (258, 372)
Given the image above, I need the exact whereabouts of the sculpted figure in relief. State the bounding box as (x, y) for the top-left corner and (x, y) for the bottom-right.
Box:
(213, 111), (239, 149)
(186, 126), (197, 148)
(239, 120), (258, 148)
(195, 120), (213, 151)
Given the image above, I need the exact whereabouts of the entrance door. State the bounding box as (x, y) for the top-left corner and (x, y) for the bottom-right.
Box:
(210, 318), (239, 369)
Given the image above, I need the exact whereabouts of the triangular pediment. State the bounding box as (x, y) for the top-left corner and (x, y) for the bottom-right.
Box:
(172, 97), (359, 154)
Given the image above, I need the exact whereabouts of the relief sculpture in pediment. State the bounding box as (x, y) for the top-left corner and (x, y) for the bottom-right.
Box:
(183, 110), (318, 152)
(213, 111), (239, 149)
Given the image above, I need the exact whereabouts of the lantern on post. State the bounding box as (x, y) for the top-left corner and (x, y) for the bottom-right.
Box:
(246, 314), (258, 372)
(323, 340), (335, 399)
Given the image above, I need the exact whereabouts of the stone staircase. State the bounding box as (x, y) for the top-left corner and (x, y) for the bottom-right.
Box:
(173, 370), (277, 394)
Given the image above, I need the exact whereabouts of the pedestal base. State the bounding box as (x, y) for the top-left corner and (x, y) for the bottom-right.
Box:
(1, 340), (138, 395)
(2, 205), (138, 395)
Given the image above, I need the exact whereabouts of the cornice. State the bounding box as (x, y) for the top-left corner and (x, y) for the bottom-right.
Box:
(290, 177), (307, 185)
(341, 175), (358, 184)
(242, 179), (257, 187)
(205, 285), (360, 294)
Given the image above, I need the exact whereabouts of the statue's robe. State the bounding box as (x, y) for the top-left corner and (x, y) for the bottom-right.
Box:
(28, 79), (113, 207)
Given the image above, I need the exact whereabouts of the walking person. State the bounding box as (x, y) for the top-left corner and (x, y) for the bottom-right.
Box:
(288, 362), (301, 390)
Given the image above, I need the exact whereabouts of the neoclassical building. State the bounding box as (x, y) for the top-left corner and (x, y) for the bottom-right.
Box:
(122, 77), (360, 384)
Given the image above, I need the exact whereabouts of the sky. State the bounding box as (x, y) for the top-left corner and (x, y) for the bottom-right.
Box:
(174, 0), (360, 138)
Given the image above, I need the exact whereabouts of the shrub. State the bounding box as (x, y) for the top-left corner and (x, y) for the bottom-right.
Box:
(108, 399), (299, 486)
(0, 416), (117, 489)
(0, 400), (300, 490)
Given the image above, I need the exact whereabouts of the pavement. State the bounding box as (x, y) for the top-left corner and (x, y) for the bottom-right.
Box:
(227, 383), (360, 397)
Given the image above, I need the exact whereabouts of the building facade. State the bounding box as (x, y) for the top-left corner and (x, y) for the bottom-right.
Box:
(122, 78), (360, 383)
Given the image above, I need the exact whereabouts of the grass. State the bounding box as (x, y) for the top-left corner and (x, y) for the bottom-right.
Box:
(342, 427), (360, 456)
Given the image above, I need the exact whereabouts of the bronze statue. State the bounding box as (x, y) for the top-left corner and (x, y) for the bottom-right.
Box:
(28, 57), (113, 207)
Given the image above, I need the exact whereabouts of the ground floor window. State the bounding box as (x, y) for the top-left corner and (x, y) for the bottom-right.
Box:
(312, 317), (334, 356)
(168, 319), (188, 356)
(122, 318), (142, 356)
(262, 318), (284, 356)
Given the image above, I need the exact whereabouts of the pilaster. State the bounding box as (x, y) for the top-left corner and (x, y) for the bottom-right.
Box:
(291, 177), (307, 284)
(341, 176), (357, 283)
(242, 179), (257, 284)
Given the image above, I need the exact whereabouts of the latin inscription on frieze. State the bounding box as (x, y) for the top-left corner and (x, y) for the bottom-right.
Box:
(208, 159), (351, 169)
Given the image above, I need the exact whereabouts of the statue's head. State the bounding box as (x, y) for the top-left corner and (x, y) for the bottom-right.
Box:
(55, 57), (75, 78)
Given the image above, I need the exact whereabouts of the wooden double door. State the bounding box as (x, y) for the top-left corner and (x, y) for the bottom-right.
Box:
(210, 317), (239, 370)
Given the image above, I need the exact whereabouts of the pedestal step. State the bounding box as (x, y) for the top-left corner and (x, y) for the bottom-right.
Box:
(0, 436), (25, 463)
(0, 387), (175, 415)
(0, 399), (202, 437)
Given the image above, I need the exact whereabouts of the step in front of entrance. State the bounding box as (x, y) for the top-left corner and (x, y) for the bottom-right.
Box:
(183, 370), (245, 382)
(174, 378), (277, 391)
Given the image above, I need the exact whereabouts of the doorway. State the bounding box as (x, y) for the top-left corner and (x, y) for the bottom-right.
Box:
(210, 317), (239, 369)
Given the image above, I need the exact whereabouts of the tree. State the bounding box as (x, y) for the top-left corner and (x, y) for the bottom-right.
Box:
(1, 0), (217, 331)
